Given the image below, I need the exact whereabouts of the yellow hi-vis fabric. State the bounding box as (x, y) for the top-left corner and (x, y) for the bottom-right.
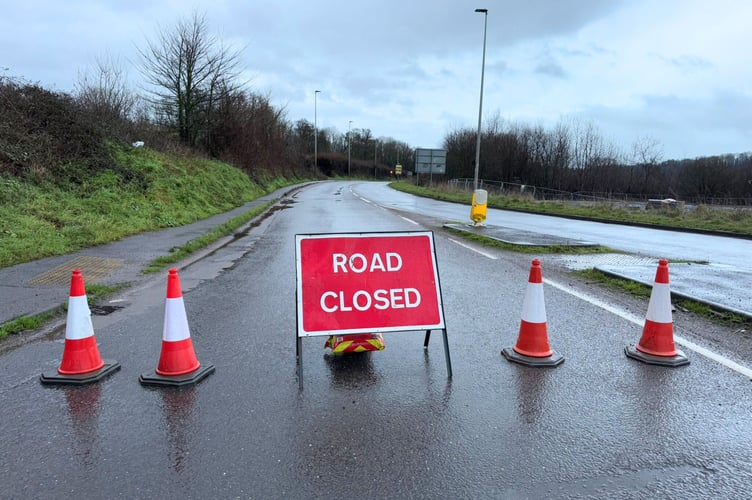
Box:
(325, 333), (386, 354)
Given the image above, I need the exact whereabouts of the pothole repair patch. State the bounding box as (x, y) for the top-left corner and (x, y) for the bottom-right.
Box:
(28, 256), (125, 286)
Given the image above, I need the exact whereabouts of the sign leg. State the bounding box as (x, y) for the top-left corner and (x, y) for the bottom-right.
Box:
(423, 329), (431, 349)
(296, 336), (304, 390)
(441, 329), (453, 378)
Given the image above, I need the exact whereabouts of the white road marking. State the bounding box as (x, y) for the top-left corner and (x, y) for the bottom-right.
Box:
(448, 238), (498, 260)
(353, 188), (419, 225)
(543, 277), (752, 379)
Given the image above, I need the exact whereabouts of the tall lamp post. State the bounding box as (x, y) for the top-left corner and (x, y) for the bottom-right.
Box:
(473, 8), (488, 192)
(314, 90), (320, 174)
(348, 120), (353, 176)
(469, 8), (489, 226)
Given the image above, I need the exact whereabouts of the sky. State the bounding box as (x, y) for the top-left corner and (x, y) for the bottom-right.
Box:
(2, 0), (751, 161)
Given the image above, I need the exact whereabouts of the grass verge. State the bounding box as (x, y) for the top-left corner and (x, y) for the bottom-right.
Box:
(143, 200), (276, 273)
(0, 310), (62, 341)
(443, 225), (614, 255)
(574, 268), (752, 327)
(0, 283), (127, 341)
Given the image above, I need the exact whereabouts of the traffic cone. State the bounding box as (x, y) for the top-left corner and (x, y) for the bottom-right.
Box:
(502, 259), (564, 367)
(40, 270), (120, 385)
(139, 268), (215, 387)
(625, 259), (689, 367)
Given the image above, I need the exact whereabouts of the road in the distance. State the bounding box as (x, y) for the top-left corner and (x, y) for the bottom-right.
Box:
(1, 180), (750, 498)
(353, 182), (752, 268)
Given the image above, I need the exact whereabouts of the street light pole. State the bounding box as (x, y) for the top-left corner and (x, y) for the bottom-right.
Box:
(314, 90), (320, 174)
(348, 120), (353, 176)
(473, 8), (488, 192)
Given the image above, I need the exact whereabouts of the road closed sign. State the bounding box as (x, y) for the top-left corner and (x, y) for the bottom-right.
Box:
(295, 231), (445, 336)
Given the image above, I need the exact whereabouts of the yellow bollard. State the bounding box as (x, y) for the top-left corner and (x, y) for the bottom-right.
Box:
(470, 189), (487, 225)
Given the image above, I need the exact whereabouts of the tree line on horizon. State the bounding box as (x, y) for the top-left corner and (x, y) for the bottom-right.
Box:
(444, 116), (752, 203)
(1, 12), (749, 203)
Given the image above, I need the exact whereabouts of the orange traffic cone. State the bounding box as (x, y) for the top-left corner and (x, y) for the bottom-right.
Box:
(41, 270), (120, 385)
(502, 259), (564, 367)
(625, 259), (689, 367)
(139, 268), (215, 386)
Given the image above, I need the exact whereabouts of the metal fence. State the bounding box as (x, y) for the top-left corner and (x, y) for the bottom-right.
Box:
(446, 178), (752, 207)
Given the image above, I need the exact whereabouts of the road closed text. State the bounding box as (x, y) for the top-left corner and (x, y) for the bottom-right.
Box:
(321, 252), (421, 312)
(320, 287), (421, 312)
(296, 233), (444, 335)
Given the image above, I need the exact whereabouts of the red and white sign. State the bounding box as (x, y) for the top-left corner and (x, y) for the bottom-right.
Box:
(295, 231), (445, 337)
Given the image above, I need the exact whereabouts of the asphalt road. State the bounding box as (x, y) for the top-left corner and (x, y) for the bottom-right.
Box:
(1, 181), (751, 499)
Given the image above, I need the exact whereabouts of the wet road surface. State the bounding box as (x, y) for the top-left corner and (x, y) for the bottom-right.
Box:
(1, 181), (751, 499)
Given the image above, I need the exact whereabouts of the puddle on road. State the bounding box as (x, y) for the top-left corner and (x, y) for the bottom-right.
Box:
(549, 253), (658, 271)
(504, 464), (702, 498)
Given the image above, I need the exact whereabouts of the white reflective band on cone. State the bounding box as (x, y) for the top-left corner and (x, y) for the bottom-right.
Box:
(65, 295), (94, 340)
(645, 282), (672, 324)
(521, 283), (547, 323)
(163, 297), (191, 342)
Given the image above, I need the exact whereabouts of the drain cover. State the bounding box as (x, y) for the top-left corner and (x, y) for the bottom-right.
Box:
(28, 256), (124, 286)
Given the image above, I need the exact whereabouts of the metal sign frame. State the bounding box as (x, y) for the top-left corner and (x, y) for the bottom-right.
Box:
(294, 231), (452, 389)
(414, 148), (447, 174)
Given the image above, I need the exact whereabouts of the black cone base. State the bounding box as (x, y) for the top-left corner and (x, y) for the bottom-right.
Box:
(41, 360), (121, 386)
(625, 345), (689, 367)
(502, 347), (564, 367)
(139, 363), (215, 387)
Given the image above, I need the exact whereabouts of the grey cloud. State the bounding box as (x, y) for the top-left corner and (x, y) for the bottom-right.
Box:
(578, 91), (752, 159)
(535, 60), (567, 79)
(659, 54), (714, 70)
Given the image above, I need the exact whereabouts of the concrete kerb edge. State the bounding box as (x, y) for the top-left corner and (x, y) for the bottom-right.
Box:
(0, 307), (68, 355)
(166, 197), (286, 272)
(594, 266), (752, 321)
(160, 182), (313, 273)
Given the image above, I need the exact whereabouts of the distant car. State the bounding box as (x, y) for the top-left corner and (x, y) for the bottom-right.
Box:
(646, 198), (682, 209)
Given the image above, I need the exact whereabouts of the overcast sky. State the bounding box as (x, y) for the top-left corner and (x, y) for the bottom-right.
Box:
(2, 0), (750, 161)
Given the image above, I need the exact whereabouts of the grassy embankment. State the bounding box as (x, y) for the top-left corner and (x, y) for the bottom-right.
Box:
(0, 146), (293, 268)
(0, 145), (301, 339)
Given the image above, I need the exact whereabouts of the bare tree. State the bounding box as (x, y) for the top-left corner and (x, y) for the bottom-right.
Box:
(211, 89), (294, 177)
(629, 135), (663, 193)
(137, 12), (243, 148)
(567, 119), (611, 190)
(75, 55), (137, 138)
